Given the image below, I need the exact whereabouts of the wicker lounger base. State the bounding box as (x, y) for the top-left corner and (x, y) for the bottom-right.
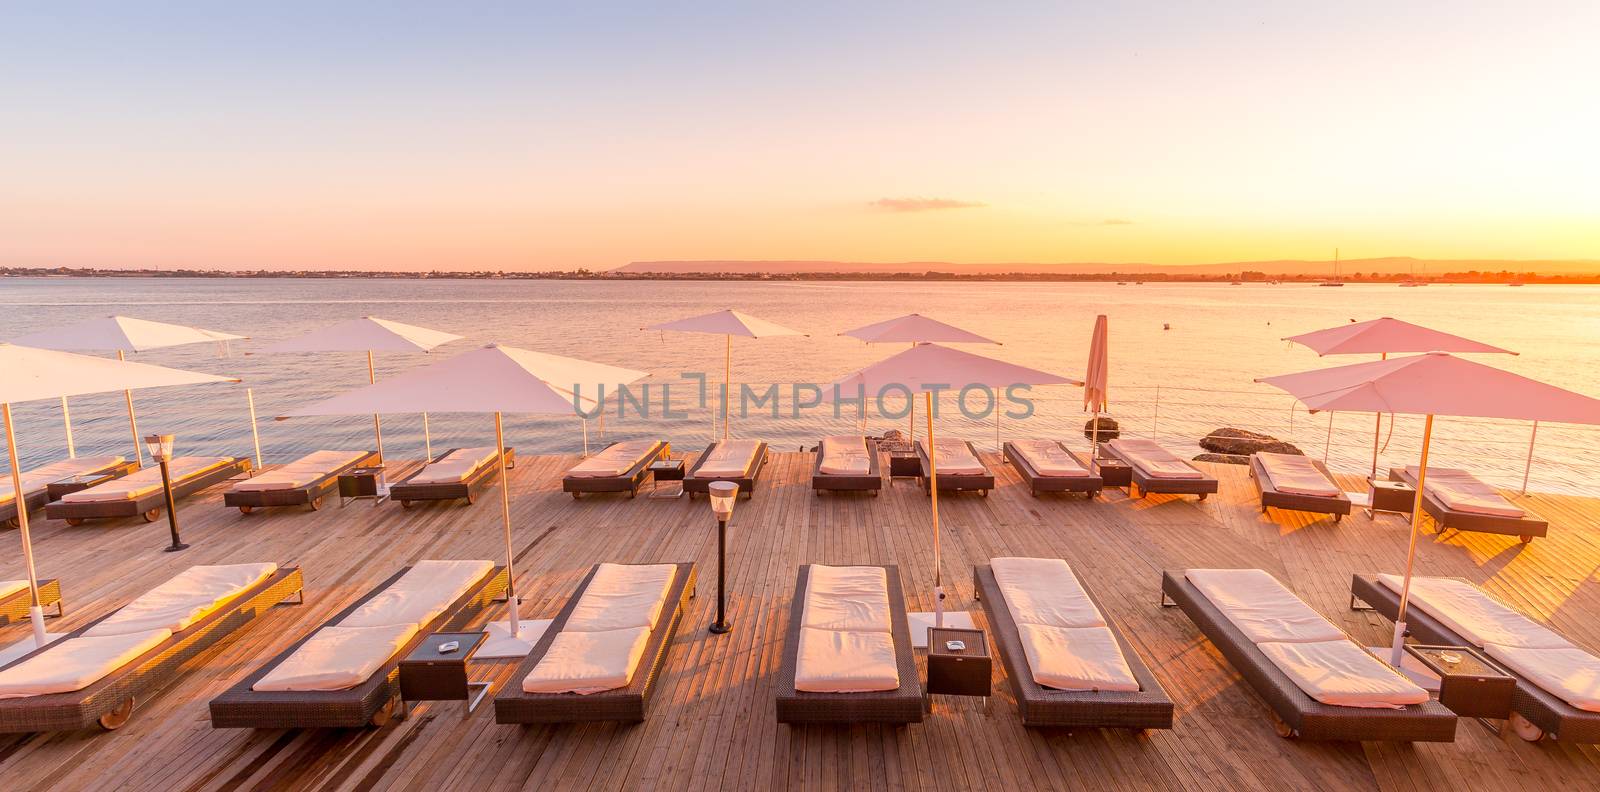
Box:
(3, 460), (142, 528)
(917, 441), (994, 496)
(0, 566), (304, 733)
(812, 438), (883, 495)
(684, 441), (768, 499)
(1161, 571), (1456, 742)
(1102, 447), (1217, 500)
(495, 562), (696, 723)
(224, 450), (381, 513)
(0, 578), (64, 626)
(392, 448), (516, 508)
(776, 565), (923, 724)
(45, 457), (253, 525)
(974, 565), (1172, 729)
(563, 441), (669, 499)
(1002, 443), (1102, 498)
(1388, 468), (1547, 543)
(1349, 573), (1600, 744)
(208, 565), (508, 730)
(1249, 455), (1350, 521)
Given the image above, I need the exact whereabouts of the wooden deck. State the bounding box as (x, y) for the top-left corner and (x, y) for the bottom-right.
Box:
(3, 450), (1599, 791)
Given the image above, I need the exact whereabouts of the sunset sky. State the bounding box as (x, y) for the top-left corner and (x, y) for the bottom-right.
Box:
(2, 2), (1597, 271)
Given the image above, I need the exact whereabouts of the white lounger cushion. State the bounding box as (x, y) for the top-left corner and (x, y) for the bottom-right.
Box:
(1186, 569), (1345, 644)
(566, 441), (658, 478)
(794, 627), (899, 693)
(991, 557), (1104, 628)
(695, 440), (761, 477)
(0, 455), (125, 505)
(252, 623), (419, 692)
(818, 436), (871, 476)
(1258, 639), (1429, 709)
(1256, 453), (1340, 497)
(408, 447), (498, 485)
(59, 457), (231, 502)
(1484, 642), (1600, 713)
(0, 580), (26, 600)
(522, 626), (652, 694)
(1408, 467), (1525, 518)
(921, 438), (985, 475)
(801, 565), (892, 632)
(1107, 439), (1203, 479)
(0, 629), (172, 699)
(339, 559), (493, 629)
(1017, 624), (1139, 692)
(1011, 440), (1090, 477)
(85, 563), (277, 637)
(564, 563), (676, 632)
(1376, 575), (1567, 649)
(231, 450), (364, 492)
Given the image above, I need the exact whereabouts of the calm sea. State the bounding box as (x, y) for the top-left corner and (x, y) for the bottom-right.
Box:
(3, 277), (1598, 495)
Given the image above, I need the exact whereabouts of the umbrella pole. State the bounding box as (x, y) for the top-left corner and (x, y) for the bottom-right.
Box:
(3, 403), (49, 647)
(995, 395), (1001, 458)
(1522, 421), (1538, 495)
(118, 351), (144, 467)
(723, 335), (731, 441)
(1323, 411), (1334, 464)
(1371, 412), (1382, 482)
(1390, 413), (1434, 666)
(908, 342), (916, 444)
(1091, 409), (1099, 460)
(927, 391), (944, 629)
(368, 351), (384, 464)
(422, 413), (432, 460)
(582, 419), (589, 457)
(61, 397), (75, 458)
(247, 388), (263, 471)
(496, 412), (519, 636)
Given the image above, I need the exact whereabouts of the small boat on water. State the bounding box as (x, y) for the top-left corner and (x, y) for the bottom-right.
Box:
(1399, 280), (1425, 287)
(1509, 281), (1525, 287)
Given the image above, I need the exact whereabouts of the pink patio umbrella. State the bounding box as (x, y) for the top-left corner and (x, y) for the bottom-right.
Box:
(1283, 317), (1517, 480)
(828, 344), (1080, 636)
(1084, 315), (1110, 459)
(645, 310), (805, 441)
(840, 314), (999, 444)
(1256, 353), (1600, 666)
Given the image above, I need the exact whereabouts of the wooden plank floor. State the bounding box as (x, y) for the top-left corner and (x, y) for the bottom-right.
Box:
(2, 450), (1599, 791)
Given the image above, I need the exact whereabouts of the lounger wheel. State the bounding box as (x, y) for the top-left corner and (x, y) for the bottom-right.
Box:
(98, 696), (135, 730)
(238, 505), (253, 515)
(308, 495), (323, 511)
(4, 517), (16, 529)
(464, 491), (475, 505)
(1198, 493), (1208, 501)
(1519, 535), (1532, 544)
(65, 517), (85, 526)
(1334, 514), (1343, 523)
(1272, 715), (1297, 739)
(1509, 712), (1545, 742)
(142, 508), (162, 523)
(399, 500), (414, 509)
(370, 696), (398, 727)
(571, 491), (581, 499)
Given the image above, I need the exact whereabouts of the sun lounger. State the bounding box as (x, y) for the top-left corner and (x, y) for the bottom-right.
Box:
(2, 456), (137, 529)
(684, 440), (767, 499)
(1003, 440), (1102, 497)
(0, 563), (302, 732)
(1162, 568), (1455, 741)
(1389, 466), (1547, 543)
(391, 447), (514, 508)
(1250, 452), (1350, 521)
(495, 562), (695, 723)
(223, 449), (379, 514)
(209, 560), (507, 729)
(562, 440), (668, 499)
(776, 564), (923, 724)
(1102, 439), (1217, 500)
(917, 438), (995, 496)
(0, 578), (63, 626)
(974, 559), (1171, 729)
(45, 456), (252, 526)
(1350, 573), (1600, 743)
(811, 436), (882, 495)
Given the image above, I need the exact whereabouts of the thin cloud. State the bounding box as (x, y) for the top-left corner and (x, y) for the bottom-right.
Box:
(870, 197), (987, 212)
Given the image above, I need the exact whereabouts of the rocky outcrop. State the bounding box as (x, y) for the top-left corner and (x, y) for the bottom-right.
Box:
(1200, 427), (1302, 457)
(1083, 416), (1120, 442)
(1194, 452), (1250, 465)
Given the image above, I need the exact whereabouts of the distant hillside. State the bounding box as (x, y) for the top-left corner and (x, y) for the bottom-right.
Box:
(616, 257), (1600, 277)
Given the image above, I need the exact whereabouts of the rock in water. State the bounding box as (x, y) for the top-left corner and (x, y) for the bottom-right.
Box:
(1194, 453), (1250, 465)
(1083, 416), (1121, 441)
(1200, 427), (1303, 456)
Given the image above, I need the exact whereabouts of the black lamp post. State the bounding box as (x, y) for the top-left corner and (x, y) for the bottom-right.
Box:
(146, 434), (187, 552)
(707, 480), (738, 634)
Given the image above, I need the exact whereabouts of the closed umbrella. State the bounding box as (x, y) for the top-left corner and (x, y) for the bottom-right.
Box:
(11, 316), (246, 466)
(1084, 315), (1110, 459)
(1256, 353), (1600, 665)
(646, 310), (805, 441)
(828, 344), (1079, 637)
(280, 343), (591, 657)
(261, 317), (463, 462)
(0, 343), (238, 649)
(840, 314), (999, 444)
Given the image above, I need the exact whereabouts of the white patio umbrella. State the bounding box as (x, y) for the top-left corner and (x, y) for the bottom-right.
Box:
(840, 313), (999, 444)
(260, 317), (463, 463)
(1283, 317), (1516, 480)
(279, 343), (593, 657)
(501, 349), (648, 456)
(1084, 315), (1110, 459)
(645, 310), (805, 441)
(828, 344), (1080, 637)
(1257, 353), (1600, 666)
(0, 343), (238, 649)
(11, 316), (246, 466)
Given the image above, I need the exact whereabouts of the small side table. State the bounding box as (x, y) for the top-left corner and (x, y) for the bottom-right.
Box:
(888, 453), (921, 480)
(1404, 644), (1515, 721)
(926, 627), (992, 698)
(47, 471), (125, 501)
(399, 631), (490, 717)
(1367, 477), (1416, 519)
(1092, 446), (1132, 489)
(648, 458), (686, 499)
(338, 467), (387, 507)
